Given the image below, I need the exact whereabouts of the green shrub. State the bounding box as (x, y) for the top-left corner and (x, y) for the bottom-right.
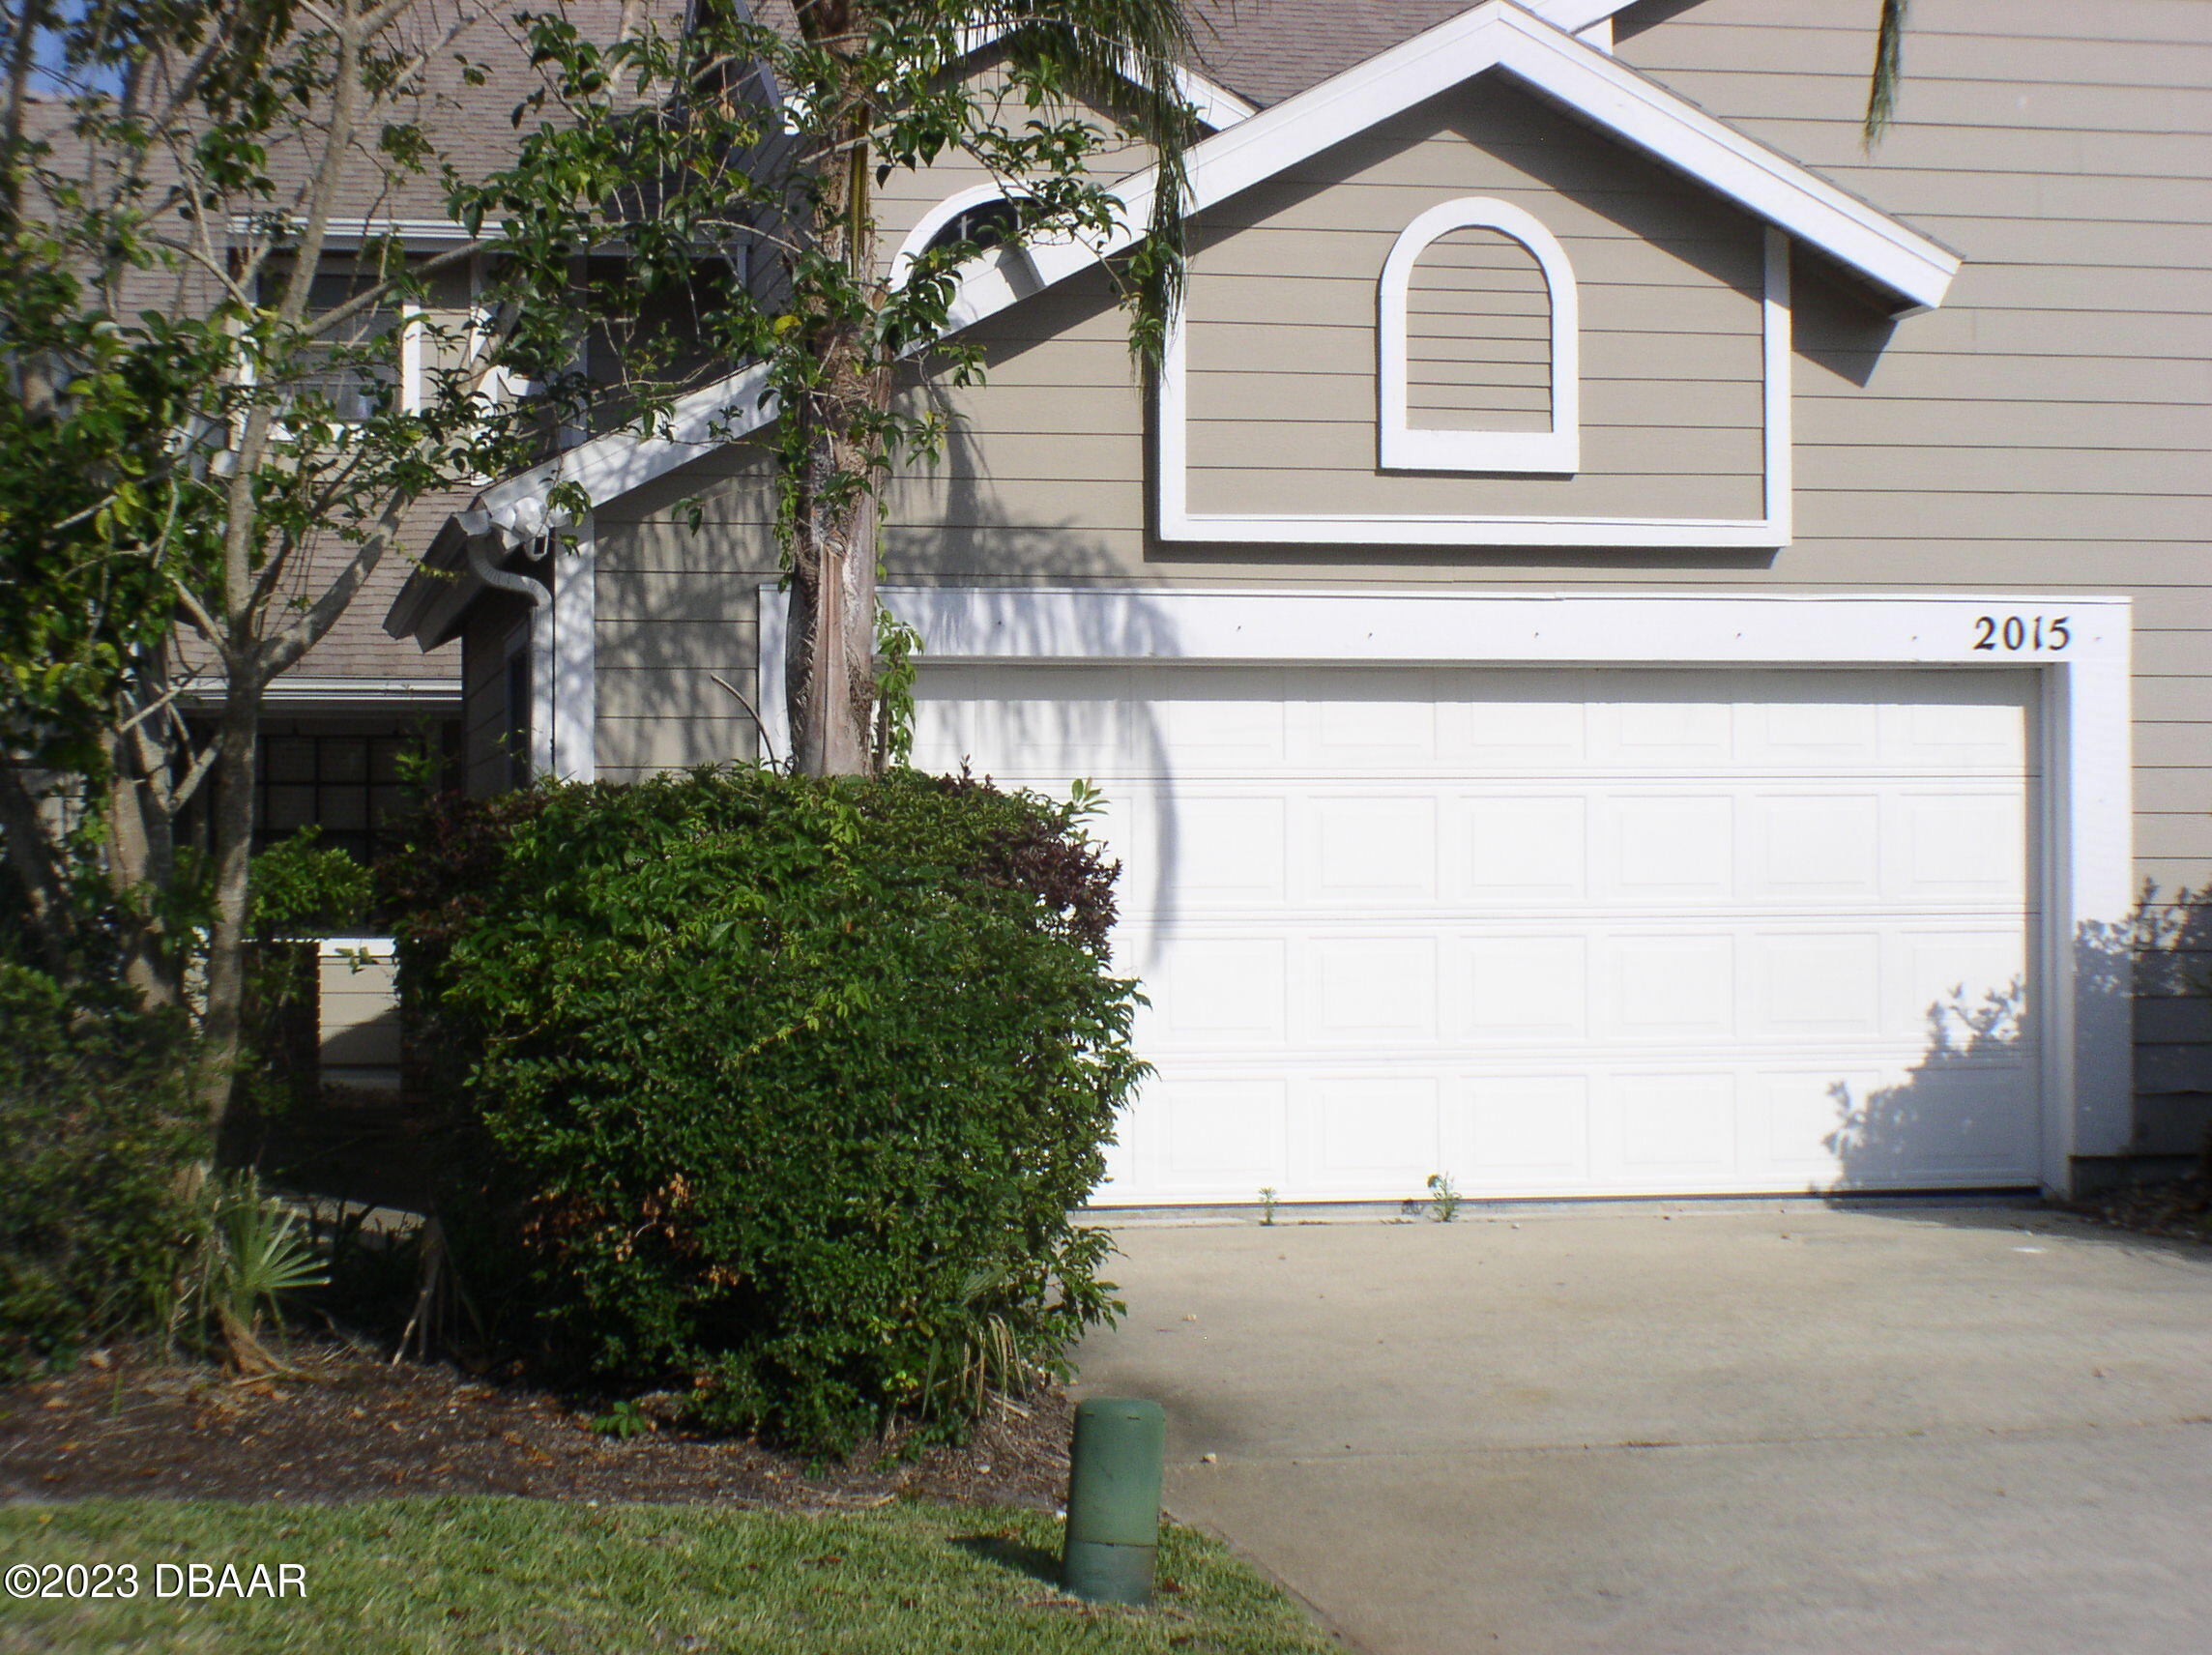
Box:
(387, 766), (1146, 1455)
(0, 965), (206, 1377)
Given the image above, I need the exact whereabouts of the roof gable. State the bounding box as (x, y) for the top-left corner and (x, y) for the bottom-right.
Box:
(391, 0), (1955, 640)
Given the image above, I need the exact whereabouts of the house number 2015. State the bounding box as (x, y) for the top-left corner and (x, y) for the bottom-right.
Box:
(1971, 615), (2069, 653)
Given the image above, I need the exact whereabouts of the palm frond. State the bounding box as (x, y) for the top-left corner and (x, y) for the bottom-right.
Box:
(1863, 0), (1911, 149)
(992, 0), (1202, 365)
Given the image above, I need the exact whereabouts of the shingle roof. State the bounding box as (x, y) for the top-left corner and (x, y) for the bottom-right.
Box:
(1183, 0), (1511, 107)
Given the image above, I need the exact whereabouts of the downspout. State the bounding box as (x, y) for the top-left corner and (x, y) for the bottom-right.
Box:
(467, 536), (554, 780)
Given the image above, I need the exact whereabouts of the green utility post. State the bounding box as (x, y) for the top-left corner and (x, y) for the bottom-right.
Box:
(1061, 1397), (1167, 1605)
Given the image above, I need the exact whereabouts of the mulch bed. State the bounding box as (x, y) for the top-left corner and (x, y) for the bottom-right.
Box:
(2060, 1173), (2212, 1246)
(0, 1342), (1073, 1511)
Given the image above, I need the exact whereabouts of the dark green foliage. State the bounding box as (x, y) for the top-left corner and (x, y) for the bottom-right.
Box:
(388, 767), (1145, 1456)
(0, 965), (205, 1378)
(247, 828), (373, 939)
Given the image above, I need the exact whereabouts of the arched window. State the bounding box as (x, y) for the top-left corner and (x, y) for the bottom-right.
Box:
(1378, 197), (1580, 474)
(924, 196), (1018, 256)
(891, 186), (1031, 288)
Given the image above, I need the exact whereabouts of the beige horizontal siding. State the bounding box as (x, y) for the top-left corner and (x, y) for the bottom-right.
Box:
(1181, 77), (1769, 525)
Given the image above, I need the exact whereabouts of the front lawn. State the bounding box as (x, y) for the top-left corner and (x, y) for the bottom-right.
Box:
(0, 1497), (1340, 1653)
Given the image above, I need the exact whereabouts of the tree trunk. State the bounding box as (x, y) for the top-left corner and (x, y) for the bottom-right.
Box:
(784, 104), (888, 779)
(103, 717), (184, 1012)
(194, 673), (261, 1133)
(786, 435), (881, 777)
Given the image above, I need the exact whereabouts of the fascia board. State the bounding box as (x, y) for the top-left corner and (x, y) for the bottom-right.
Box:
(951, 20), (1258, 128)
(1028, 3), (1957, 312)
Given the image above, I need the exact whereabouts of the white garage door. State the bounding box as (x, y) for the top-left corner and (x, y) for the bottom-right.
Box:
(912, 663), (2043, 1204)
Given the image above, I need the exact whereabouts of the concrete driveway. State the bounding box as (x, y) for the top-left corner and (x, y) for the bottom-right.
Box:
(1072, 1203), (2212, 1655)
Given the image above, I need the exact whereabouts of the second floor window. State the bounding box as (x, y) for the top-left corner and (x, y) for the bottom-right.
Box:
(262, 270), (415, 421)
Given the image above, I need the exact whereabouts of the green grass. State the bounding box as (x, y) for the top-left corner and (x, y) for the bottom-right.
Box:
(0, 1498), (1341, 1653)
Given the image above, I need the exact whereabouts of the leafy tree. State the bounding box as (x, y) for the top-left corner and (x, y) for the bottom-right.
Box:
(0, 0), (1197, 1128)
(500, 0), (1199, 773)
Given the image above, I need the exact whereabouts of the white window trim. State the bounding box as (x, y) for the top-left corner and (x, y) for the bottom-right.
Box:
(1377, 197), (1580, 476)
(761, 583), (2135, 1196)
(1161, 225), (1790, 548)
(889, 184), (1043, 293)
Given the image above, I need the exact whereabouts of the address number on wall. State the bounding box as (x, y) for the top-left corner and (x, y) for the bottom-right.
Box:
(1971, 615), (2070, 653)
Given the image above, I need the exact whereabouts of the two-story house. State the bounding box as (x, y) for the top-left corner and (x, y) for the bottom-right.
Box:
(388, 0), (2212, 1205)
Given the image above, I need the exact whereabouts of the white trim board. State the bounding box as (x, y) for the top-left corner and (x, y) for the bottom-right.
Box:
(761, 584), (2133, 1194)
(549, 516), (597, 783)
(1162, 226), (1791, 548)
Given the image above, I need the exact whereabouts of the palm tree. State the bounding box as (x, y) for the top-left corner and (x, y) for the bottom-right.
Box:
(774, 0), (1201, 773)
(1864, 0), (1911, 146)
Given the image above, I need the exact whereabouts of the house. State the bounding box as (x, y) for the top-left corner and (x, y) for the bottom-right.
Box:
(387, 0), (2212, 1205)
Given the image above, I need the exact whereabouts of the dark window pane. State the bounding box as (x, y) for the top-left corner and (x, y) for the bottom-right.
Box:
(319, 740), (367, 784)
(368, 738), (407, 784)
(266, 738), (317, 785)
(265, 785), (317, 830)
(318, 787), (369, 831)
(923, 198), (1018, 257)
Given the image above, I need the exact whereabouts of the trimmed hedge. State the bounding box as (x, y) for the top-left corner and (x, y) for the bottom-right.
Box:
(387, 767), (1146, 1454)
(0, 966), (205, 1378)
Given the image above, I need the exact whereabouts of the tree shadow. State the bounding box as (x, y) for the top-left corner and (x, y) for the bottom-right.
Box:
(950, 1531), (1064, 1587)
(1827, 885), (2212, 1199)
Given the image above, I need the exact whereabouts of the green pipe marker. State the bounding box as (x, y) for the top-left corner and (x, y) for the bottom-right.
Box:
(1062, 1396), (1167, 1605)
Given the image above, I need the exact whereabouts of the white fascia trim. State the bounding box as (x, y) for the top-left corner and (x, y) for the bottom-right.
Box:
(950, 21), (1258, 130)
(1378, 197), (1580, 475)
(1172, 62), (1262, 130)
(1159, 223), (1789, 547)
(767, 582), (2131, 1192)
(234, 216), (479, 246)
(248, 678), (463, 706)
(550, 515), (597, 782)
(1023, 2), (1957, 314)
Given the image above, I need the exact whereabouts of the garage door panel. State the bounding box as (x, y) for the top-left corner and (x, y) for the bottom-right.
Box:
(916, 661), (2042, 1200)
(1439, 689), (1589, 766)
(1460, 935), (1590, 1042)
(1826, 1062), (2040, 1183)
(1754, 795), (1883, 896)
(1455, 795), (1590, 902)
(1310, 674), (1439, 763)
(1893, 929), (2031, 1048)
(1155, 793), (1289, 907)
(1601, 696), (1736, 765)
(1308, 796), (1439, 905)
(1898, 789), (2030, 893)
(1609, 935), (1737, 1042)
(1466, 1076), (1591, 1188)
(1153, 1077), (1290, 1193)
(1307, 1078), (1443, 1191)
(1900, 692), (2030, 770)
(1146, 937), (1290, 1044)
(1308, 937), (1440, 1045)
(1748, 698), (1884, 766)
(1753, 933), (1885, 1035)
(1614, 1071), (1742, 1176)
(1608, 795), (1737, 899)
